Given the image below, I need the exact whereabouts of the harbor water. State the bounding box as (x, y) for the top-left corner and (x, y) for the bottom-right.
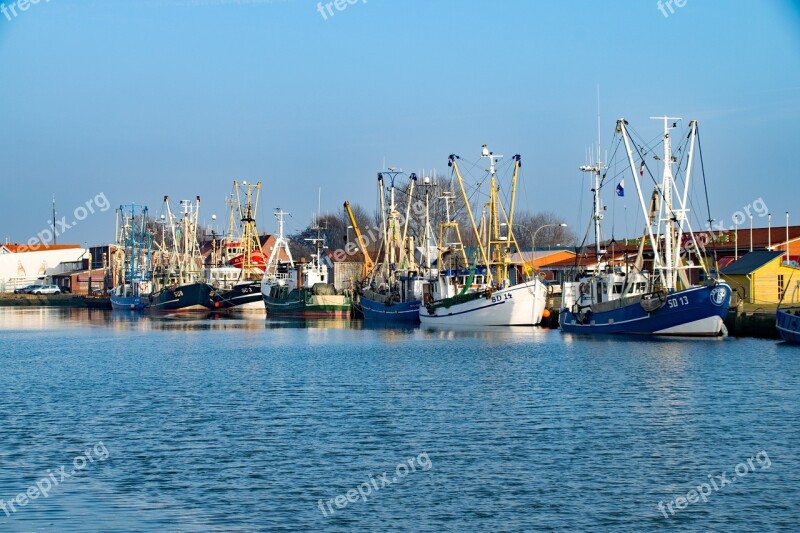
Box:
(0, 308), (798, 531)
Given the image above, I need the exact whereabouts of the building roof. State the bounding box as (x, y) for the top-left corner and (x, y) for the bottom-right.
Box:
(720, 251), (785, 275)
(1, 243), (82, 254)
(324, 249), (372, 263)
(705, 225), (800, 251)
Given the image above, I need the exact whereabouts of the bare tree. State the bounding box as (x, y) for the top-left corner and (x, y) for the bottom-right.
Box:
(289, 202), (375, 259)
(513, 211), (575, 249)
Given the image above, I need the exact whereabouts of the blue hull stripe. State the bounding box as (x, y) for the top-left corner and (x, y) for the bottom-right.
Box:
(361, 297), (421, 323)
(422, 300), (506, 318)
(560, 285), (731, 335)
(776, 310), (800, 343)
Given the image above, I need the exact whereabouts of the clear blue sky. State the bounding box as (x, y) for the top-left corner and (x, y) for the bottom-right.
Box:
(1, 0), (799, 245)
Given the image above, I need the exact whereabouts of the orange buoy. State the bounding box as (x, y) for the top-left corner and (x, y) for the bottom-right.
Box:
(542, 308), (551, 319)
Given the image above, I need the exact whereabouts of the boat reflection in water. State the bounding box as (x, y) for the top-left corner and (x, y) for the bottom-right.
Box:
(264, 318), (363, 330)
(421, 323), (547, 342)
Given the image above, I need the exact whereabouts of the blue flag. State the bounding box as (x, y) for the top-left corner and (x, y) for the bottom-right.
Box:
(616, 179), (625, 197)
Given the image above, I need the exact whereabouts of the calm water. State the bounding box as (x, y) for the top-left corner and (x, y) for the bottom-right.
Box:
(0, 308), (798, 532)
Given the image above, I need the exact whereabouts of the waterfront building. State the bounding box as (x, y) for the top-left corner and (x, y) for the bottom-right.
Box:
(721, 251), (800, 305)
(0, 243), (87, 292)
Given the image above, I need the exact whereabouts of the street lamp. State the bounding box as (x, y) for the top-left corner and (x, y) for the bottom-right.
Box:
(768, 213), (772, 249)
(346, 225), (359, 252)
(787, 211), (791, 263)
(749, 214), (753, 253)
(531, 223), (567, 270)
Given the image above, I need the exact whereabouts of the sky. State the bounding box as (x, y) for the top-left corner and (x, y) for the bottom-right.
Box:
(1, 0), (799, 246)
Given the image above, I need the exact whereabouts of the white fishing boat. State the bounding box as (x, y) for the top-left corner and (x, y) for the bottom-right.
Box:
(419, 146), (548, 326)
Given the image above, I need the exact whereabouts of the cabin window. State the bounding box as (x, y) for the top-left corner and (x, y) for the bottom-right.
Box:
(613, 283), (623, 294)
(778, 274), (785, 300)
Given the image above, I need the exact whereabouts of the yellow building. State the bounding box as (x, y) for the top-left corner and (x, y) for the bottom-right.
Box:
(721, 251), (800, 305)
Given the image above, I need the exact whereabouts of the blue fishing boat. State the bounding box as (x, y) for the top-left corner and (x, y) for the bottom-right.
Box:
(776, 308), (800, 343)
(360, 274), (425, 322)
(560, 117), (731, 336)
(110, 203), (153, 311)
(352, 170), (438, 324)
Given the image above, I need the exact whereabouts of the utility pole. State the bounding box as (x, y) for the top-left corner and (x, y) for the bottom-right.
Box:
(52, 195), (57, 245)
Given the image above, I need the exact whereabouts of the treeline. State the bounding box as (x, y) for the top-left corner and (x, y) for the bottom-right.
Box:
(286, 174), (574, 258)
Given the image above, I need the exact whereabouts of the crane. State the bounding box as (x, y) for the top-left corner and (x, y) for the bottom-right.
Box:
(343, 201), (375, 278)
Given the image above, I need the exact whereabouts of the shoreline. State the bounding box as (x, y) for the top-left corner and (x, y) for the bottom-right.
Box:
(0, 294), (782, 340)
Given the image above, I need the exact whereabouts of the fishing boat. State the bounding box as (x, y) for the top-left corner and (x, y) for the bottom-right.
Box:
(210, 181), (267, 312)
(110, 203), (153, 311)
(560, 117), (731, 336)
(148, 196), (214, 313)
(354, 171), (438, 323)
(776, 307), (800, 343)
(419, 146), (548, 326)
(261, 210), (352, 318)
(224, 244), (266, 271)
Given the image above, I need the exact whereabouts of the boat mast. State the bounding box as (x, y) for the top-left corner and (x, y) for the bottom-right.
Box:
(384, 169), (403, 277)
(617, 119), (664, 277)
(438, 190), (468, 269)
(235, 181), (264, 277)
(580, 98), (606, 263)
(377, 172), (388, 280)
(424, 176), (432, 270)
(651, 116), (681, 290)
(128, 203), (136, 282)
(401, 174), (417, 270)
(451, 153), (492, 282)
(266, 208), (294, 271)
(141, 205), (151, 279)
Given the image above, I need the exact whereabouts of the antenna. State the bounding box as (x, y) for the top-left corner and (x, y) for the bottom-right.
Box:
(597, 85), (601, 171)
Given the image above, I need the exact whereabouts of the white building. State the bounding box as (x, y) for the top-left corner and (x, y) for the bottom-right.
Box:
(0, 243), (88, 292)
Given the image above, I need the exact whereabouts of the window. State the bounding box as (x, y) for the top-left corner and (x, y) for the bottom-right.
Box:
(778, 274), (785, 301)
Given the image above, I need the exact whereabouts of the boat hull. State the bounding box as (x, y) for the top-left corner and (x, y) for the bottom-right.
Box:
(110, 295), (148, 311)
(360, 295), (421, 323)
(211, 281), (264, 312)
(148, 283), (214, 313)
(776, 308), (800, 343)
(560, 283), (731, 336)
(419, 280), (547, 326)
(264, 291), (352, 319)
